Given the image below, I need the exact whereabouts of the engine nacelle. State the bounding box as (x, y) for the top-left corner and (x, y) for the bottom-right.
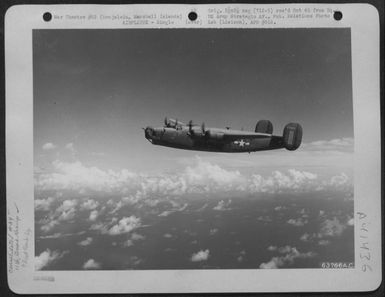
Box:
(283, 123), (302, 151)
(206, 130), (224, 140)
(255, 120), (273, 134)
(190, 126), (205, 138)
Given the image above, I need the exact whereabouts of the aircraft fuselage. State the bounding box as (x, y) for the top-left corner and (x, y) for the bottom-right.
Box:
(145, 126), (285, 153)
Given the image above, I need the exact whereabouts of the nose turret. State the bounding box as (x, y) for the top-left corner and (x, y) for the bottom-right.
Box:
(144, 126), (154, 142)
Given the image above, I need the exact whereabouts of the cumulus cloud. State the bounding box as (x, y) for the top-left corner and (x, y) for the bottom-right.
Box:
(89, 210), (99, 221)
(35, 249), (67, 270)
(35, 158), (352, 198)
(213, 199), (232, 211)
(41, 219), (59, 233)
(319, 217), (347, 237)
(123, 233), (145, 247)
(287, 217), (308, 227)
(56, 199), (78, 212)
(318, 239), (330, 246)
(299, 217), (352, 243)
(107, 216), (141, 235)
(42, 142), (57, 150)
(58, 208), (76, 221)
(158, 202), (188, 217)
(36, 160), (137, 193)
(131, 232), (145, 241)
(247, 169), (318, 193)
(81, 199), (99, 210)
(260, 246), (316, 269)
(83, 259), (101, 269)
(191, 249), (210, 262)
(35, 197), (55, 211)
(78, 237), (93, 246)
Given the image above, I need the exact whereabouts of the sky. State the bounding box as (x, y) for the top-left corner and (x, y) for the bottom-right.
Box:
(33, 28), (354, 270)
(33, 28), (353, 174)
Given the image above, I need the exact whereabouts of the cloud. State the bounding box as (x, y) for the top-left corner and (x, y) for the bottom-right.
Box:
(158, 202), (188, 217)
(41, 219), (59, 233)
(107, 216), (141, 235)
(89, 210), (99, 221)
(131, 232), (145, 241)
(81, 199), (99, 210)
(302, 138), (354, 152)
(42, 142), (57, 150)
(318, 239), (330, 246)
(58, 208), (76, 221)
(287, 217), (308, 227)
(65, 142), (77, 154)
(35, 249), (67, 270)
(247, 169), (318, 193)
(319, 217), (347, 237)
(56, 199), (78, 212)
(164, 233), (173, 238)
(191, 249), (210, 262)
(209, 228), (218, 235)
(36, 160), (137, 193)
(83, 259), (101, 269)
(35, 158), (352, 198)
(78, 237), (93, 246)
(260, 246), (316, 269)
(300, 233), (311, 242)
(213, 199), (232, 211)
(300, 217), (351, 243)
(123, 233), (145, 247)
(184, 158), (242, 190)
(35, 197), (55, 211)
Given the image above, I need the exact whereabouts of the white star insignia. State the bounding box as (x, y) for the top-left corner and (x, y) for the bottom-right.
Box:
(234, 139), (250, 147)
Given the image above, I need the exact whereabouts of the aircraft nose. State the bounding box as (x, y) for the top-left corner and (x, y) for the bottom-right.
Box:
(144, 126), (153, 139)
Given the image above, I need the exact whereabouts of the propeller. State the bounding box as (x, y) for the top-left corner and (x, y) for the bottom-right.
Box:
(201, 122), (206, 134)
(164, 117), (168, 126)
(188, 120), (193, 134)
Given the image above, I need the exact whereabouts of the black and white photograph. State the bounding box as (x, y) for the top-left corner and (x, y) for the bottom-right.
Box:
(33, 28), (355, 270)
(5, 3), (381, 294)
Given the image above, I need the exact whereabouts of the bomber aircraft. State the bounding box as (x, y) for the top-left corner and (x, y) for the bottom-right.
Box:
(144, 118), (302, 153)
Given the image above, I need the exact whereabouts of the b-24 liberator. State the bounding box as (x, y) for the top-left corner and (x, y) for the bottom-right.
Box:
(144, 118), (302, 153)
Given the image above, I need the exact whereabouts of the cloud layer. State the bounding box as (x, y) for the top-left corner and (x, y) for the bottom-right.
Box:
(35, 157), (352, 199)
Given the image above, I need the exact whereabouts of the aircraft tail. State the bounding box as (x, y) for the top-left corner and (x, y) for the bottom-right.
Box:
(255, 120), (273, 134)
(282, 123), (302, 150)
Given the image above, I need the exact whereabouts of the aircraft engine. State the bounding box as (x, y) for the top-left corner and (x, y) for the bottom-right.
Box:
(255, 120), (273, 134)
(283, 123), (302, 151)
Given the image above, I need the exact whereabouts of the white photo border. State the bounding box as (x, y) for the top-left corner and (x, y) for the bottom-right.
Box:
(5, 3), (381, 294)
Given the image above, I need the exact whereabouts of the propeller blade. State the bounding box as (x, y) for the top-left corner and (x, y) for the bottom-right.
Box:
(164, 117), (168, 126)
(201, 122), (205, 133)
